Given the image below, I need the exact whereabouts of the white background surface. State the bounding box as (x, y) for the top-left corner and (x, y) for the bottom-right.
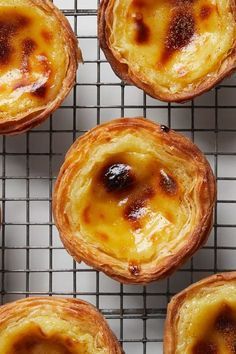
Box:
(1, 0), (236, 353)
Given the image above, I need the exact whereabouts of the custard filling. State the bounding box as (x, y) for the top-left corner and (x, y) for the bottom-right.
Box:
(68, 134), (200, 268)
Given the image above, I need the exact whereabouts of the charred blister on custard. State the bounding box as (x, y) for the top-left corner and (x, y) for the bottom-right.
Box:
(159, 170), (178, 195)
(165, 10), (195, 51)
(124, 186), (155, 222)
(129, 262), (141, 276)
(41, 30), (53, 43)
(160, 125), (170, 133)
(21, 38), (37, 73)
(0, 39), (13, 65)
(101, 163), (135, 193)
(0, 13), (31, 66)
(133, 13), (150, 45)
(31, 83), (48, 98)
(191, 304), (236, 354)
(192, 341), (218, 354)
(23, 38), (37, 56)
(30, 54), (52, 98)
(12, 333), (75, 354)
(124, 198), (146, 222)
(200, 5), (214, 20)
(161, 10), (195, 64)
(215, 304), (236, 334)
(132, 0), (145, 7)
(14, 14), (31, 29)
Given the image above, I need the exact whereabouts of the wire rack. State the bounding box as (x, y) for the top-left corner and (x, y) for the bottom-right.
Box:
(1, 0), (236, 353)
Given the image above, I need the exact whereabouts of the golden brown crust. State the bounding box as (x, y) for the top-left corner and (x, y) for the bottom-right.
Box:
(0, 0), (81, 135)
(98, 0), (236, 103)
(0, 297), (123, 353)
(164, 272), (236, 354)
(53, 117), (216, 284)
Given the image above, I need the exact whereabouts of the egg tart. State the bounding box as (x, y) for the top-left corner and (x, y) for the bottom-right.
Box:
(99, 0), (236, 102)
(164, 272), (236, 354)
(53, 118), (216, 284)
(0, 297), (122, 353)
(0, 0), (80, 135)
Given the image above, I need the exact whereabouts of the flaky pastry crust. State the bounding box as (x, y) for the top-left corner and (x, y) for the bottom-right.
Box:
(53, 118), (216, 284)
(0, 0), (81, 135)
(0, 297), (122, 353)
(99, 0), (236, 102)
(164, 272), (236, 354)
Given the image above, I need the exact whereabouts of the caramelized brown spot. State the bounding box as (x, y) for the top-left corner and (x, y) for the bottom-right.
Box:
(0, 41), (12, 65)
(167, 11), (195, 50)
(124, 186), (155, 222)
(192, 304), (236, 353)
(160, 170), (177, 195)
(0, 22), (16, 65)
(23, 38), (37, 56)
(11, 328), (76, 354)
(14, 14), (31, 28)
(200, 5), (214, 20)
(133, 13), (150, 44)
(215, 304), (236, 334)
(0, 14), (30, 35)
(0, 14), (31, 65)
(28, 54), (51, 98)
(102, 163), (135, 193)
(132, 0), (146, 7)
(141, 185), (155, 200)
(96, 232), (109, 242)
(41, 30), (53, 43)
(82, 206), (91, 224)
(160, 125), (170, 133)
(213, 304), (236, 352)
(124, 199), (146, 222)
(31, 83), (48, 98)
(161, 10), (195, 64)
(164, 211), (175, 223)
(132, 0), (168, 7)
(129, 263), (141, 276)
(192, 341), (217, 354)
(21, 38), (37, 73)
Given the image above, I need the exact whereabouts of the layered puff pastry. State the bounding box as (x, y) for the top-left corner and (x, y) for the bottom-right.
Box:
(99, 0), (236, 102)
(0, 0), (80, 135)
(164, 272), (236, 354)
(53, 118), (216, 284)
(0, 297), (122, 354)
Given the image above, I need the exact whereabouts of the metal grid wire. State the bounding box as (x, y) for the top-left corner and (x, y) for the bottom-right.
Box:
(1, 0), (236, 353)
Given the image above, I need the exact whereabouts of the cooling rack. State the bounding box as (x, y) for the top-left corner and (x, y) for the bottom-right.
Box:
(1, 0), (236, 353)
